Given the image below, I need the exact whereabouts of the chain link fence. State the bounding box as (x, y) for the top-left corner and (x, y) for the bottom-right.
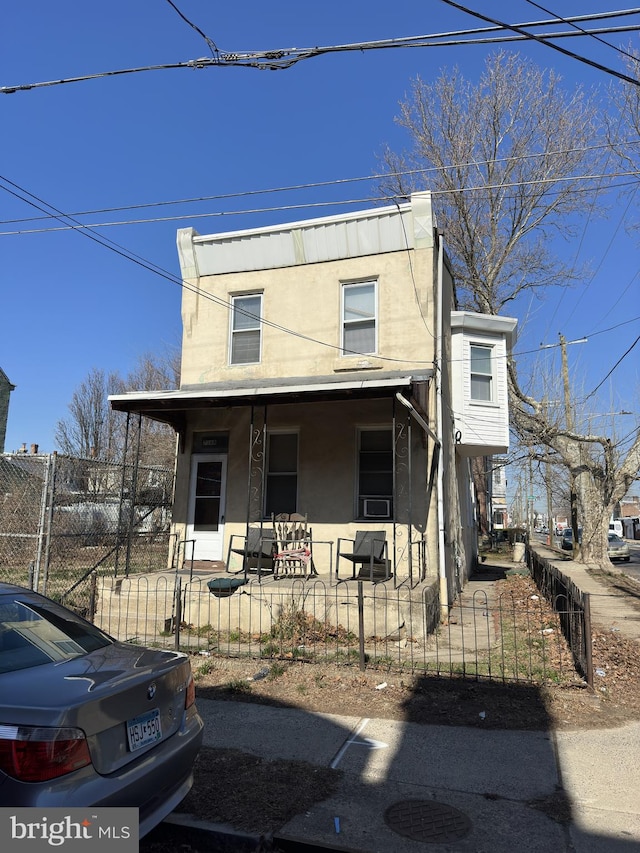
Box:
(0, 451), (174, 615)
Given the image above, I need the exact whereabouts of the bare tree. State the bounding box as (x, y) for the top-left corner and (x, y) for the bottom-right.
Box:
(54, 368), (120, 458)
(508, 363), (640, 565)
(379, 51), (606, 312)
(379, 51), (640, 566)
(55, 349), (180, 466)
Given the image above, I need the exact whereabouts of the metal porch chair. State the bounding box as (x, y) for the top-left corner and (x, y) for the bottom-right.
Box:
(335, 530), (390, 583)
(226, 526), (276, 579)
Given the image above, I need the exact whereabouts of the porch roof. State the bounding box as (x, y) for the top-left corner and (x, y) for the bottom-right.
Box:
(109, 370), (433, 430)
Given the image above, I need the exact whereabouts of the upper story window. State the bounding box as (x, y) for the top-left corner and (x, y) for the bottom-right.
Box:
(470, 344), (493, 402)
(230, 294), (262, 364)
(342, 281), (376, 355)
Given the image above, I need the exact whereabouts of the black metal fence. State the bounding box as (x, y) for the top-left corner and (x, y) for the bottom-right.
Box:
(528, 548), (593, 687)
(92, 572), (580, 685)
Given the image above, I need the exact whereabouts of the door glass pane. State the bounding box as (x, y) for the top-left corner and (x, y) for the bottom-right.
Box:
(196, 462), (222, 497)
(194, 498), (220, 531)
(194, 461), (222, 531)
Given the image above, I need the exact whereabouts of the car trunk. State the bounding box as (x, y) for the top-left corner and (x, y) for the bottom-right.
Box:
(1, 644), (192, 775)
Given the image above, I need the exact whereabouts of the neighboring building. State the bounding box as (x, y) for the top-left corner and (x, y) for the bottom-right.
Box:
(0, 368), (15, 453)
(110, 193), (516, 612)
(489, 457), (508, 530)
(620, 495), (640, 518)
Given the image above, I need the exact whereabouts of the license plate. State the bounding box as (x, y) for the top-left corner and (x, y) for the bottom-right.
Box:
(127, 708), (162, 752)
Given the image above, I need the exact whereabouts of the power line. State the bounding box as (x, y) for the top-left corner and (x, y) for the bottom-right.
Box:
(3, 10), (640, 93)
(437, 0), (640, 87)
(0, 173), (436, 366)
(1, 138), (637, 227)
(582, 333), (640, 401)
(2, 167), (638, 388)
(1, 169), (637, 237)
(164, 0), (219, 57)
(522, 0), (640, 63)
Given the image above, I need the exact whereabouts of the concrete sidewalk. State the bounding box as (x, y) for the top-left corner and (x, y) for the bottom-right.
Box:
(534, 543), (640, 641)
(181, 699), (640, 852)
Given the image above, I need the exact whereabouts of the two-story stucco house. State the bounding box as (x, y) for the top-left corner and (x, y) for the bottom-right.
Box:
(110, 192), (516, 614)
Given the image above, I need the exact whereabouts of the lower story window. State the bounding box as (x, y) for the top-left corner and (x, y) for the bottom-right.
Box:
(265, 432), (298, 517)
(357, 428), (393, 519)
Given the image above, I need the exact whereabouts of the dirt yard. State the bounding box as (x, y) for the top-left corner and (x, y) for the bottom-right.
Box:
(190, 572), (640, 733)
(141, 570), (640, 849)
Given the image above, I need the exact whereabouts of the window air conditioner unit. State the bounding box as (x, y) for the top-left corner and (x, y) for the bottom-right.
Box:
(363, 499), (391, 518)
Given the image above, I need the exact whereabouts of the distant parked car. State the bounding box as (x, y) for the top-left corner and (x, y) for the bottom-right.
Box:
(608, 533), (631, 562)
(0, 582), (204, 837)
(561, 528), (582, 550)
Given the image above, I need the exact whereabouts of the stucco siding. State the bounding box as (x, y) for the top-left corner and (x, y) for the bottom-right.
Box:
(180, 249), (436, 387)
(172, 396), (436, 578)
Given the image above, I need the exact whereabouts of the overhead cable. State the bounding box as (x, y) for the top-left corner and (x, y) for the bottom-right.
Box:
(1, 169), (637, 236)
(523, 0), (640, 62)
(437, 0), (640, 87)
(2, 9), (640, 93)
(1, 138), (637, 227)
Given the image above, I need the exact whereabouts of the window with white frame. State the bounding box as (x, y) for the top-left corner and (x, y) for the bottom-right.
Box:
(230, 293), (262, 364)
(357, 428), (393, 519)
(470, 343), (493, 402)
(265, 432), (298, 517)
(342, 281), (377, 355)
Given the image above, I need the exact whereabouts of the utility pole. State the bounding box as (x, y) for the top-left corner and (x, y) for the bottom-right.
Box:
(560, 333), (579, 545)
(546, 461), (553, 545)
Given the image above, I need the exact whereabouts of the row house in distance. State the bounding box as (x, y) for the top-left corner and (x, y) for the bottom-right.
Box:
(110, 193), (516, 615)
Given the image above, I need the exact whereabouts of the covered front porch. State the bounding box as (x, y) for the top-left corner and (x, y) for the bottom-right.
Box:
(110, 370), (444, 592)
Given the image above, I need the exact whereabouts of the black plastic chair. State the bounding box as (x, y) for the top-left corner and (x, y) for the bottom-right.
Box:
(336, 530), (390, 583)
(226, 527), (275, 579)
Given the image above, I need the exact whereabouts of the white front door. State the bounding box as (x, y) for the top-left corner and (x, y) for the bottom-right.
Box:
(186, 454), (227, 561)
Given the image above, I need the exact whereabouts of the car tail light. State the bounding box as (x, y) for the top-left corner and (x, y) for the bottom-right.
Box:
(185, 672), (196, 709)
(0, 725), (91, 782)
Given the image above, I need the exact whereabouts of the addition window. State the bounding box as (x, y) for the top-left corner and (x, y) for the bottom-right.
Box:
(265, 433), (298, 517)
(470, 344), (493, 402)
(342, 281), (377, 355)
(230, 293), (262, 364)
(357, 428), (393, 519)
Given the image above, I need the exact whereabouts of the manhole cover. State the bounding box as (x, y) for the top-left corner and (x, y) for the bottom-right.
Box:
(384, 799), (472, 843)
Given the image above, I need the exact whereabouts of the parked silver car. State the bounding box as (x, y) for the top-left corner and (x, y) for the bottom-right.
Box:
(608, 533), (631, 562)
(0, 582), (204, 837)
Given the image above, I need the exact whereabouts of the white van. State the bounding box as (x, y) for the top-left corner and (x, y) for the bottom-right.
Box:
(609, 519), (623, 537)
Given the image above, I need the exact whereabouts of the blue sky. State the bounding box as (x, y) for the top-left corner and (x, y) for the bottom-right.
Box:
(1, 1), (639, 463)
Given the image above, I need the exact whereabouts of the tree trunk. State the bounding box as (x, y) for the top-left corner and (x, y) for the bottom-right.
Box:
(471, 456), (490, 537)
(574, 468), (612, 566)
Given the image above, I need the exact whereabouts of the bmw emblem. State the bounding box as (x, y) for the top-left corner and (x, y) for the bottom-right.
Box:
(147, 682), (157, 700)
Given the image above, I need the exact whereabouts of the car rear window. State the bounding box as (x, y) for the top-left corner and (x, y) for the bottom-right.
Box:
(0, 594), (112, 673)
